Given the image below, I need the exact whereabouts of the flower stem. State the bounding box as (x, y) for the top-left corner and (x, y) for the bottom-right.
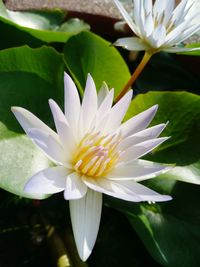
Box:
(115, 51), (153, 103)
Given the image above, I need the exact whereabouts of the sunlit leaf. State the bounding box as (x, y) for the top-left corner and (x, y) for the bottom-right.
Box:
(0, 0), (89, 43)
(0, 45), (64, 198)
(64, 31), (130, 96)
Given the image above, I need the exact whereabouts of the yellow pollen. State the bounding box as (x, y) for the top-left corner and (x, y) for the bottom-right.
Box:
(73, 131), (122, 177)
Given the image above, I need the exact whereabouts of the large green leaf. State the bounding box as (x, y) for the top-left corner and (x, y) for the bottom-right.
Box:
(0, 0), (90, 44)
(105, 179), (200, 267)
(125, 91), (200, 167)
(64, 31), (130, 96)
(0, 46), (64, 198)
(104, 89), (200, 267)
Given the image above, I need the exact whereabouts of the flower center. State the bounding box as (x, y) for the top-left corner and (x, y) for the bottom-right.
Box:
(73, 131), (122, 177)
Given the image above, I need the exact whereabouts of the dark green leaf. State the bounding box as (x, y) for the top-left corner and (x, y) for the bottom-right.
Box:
(90, 207), (161, 267)
(105, 180), (200, 267)
(135, 53), (200, 94)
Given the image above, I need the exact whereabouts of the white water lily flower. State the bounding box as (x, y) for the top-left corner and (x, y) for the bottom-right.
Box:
(11, 73), (171, 261)
(114, 0), (200, 53)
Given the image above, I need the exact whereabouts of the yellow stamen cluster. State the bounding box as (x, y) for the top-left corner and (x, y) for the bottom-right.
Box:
(73, 131), (122, 177)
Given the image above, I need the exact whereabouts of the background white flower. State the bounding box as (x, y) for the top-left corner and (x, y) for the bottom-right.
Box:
(11, 73), (171, 261)
(114, 0), (200, 53)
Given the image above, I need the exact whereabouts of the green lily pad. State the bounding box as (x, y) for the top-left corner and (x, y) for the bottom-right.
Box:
(0, 0), (90, 44)
(64, 31), (130, 96)
(0, 45), (64, 198)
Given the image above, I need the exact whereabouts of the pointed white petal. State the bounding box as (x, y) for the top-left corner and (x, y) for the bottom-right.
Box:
(152, 25), (166, 48)
(83, 176), (141, 201)
(153, 0), (171, 22)
(144, 12), (154, 37)
(119, 105), (158, 138)
(64, 172), (87, 200)
(172, 0), (192, 26)
(119, 123), (168, 150)
(165, 21), (189, 44)
(120, 137), (169, 163)
(64, 72), (81, 134)
(94, 89), (114, 130)
(162, 0), (174, 25)
(83, 176), (171, 202)
(49, 99), (76, 155)
(114, 37), (149, 51)
(134, 0), (145, 36)
(24, 166), (67, 194)
(177, 23), (200, 44)
(28, 128), (66, 164)
(11, 106), (58, 140)
(113, 0), (139, 35)
(97, 82), (109, 107)
(143, 0), (153, 15)
(80, 74), (98, 134)
(108, 159), (171, 181)
(114, 180), (172, 202)
(97, 88), (114, 117)
(69, 189), (102, 261)
(103, 90), (132, 133)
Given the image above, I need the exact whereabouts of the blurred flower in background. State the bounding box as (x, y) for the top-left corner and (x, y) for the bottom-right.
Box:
(114, 0), (200, 53)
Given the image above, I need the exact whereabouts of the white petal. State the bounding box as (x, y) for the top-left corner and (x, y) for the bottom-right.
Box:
(114, 180), (172, 202)
(103, 90), (133, 133)
(83, 176), (171, 202)
(64, 72), (81, 134)
(11, 106), (58, 141)
(64, 172), (87, 200)
(153, 0), (170, 22)
(144, 12), (154, 37)
(108, 159), (171, 181)
(97, 82), (109, 107)
(83, 176), (141, 201)
(165, 21), (189, 44)
(80, 74), (98, 135)
(162, 0), (174, 25)
(152, 25), (166, 48)
(97, 88), (114, 117)
(143, 0), (153, 15)
(113, 0), (139, 35)
(114, 37), (149, 51)
(24, 166), (67, 194)
(28, 128), (66, 164)
(167, 21), (200, 46)
(119, 105), (158, 138)
(133, 0), (145, 35)
(120, 137), (169, 163)
(119, 123), (168, 150)
(69, 189), (102, 261)
(172, 0), (192, 26)
(164, 46), (200, 53)
(94, 89), (114, 130)
(49, 99), (76, 154)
